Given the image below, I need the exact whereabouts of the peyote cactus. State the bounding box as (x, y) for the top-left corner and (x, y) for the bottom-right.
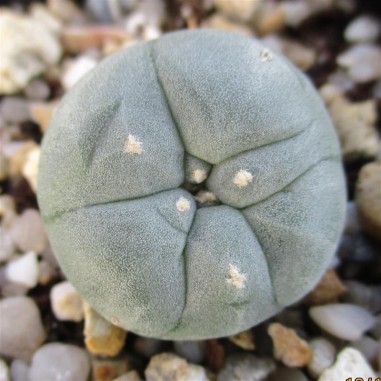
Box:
(37, 29), (346, 340)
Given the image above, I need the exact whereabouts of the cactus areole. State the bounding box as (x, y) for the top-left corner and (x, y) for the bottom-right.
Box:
(37, 30), (346, 340)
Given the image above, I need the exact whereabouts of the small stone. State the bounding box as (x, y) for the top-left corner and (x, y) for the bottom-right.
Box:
(0, 10), (62, 94)
(10, 359), (29, 381)
(0, 358), (10, 381)
(5, 251), (39, 289)
(351, 336), (380, 366)
(269, 367), (308, 381)
(329, 96), (380, 162)
(281, 0), (313, 27)
(201, 14), (253, 36)
(62, 25), (128, 54)
(113, 370), (143, 381)
(228, 329), (255, 350)
(253, 2), (285, 35)
(267, 323), (312, 367)
(0, 195), (17, 228)
(8, 141), (40, 177)
(343, 281), (381, 314)
(92, 358), (129, 381)
(1, 281), (29, 298)
(38, 259), (57, 285)
(0, 227), (15, 263)
(124, 134), (143, 155)
(83, 301), (127, 357)
(29, 101), (58, 133)
(355, 161), (381, 241)
(48, 0), (85, 24)
(337, 44), (381, 83)
(308, 338), (337, 378)
(309, 304), (376, 341)
(22, 146), (40, 193)
(0, 97), (30, 124)
(369, 314), (381, 340)
(217, 354), (275, 381)
(318, 347), (377, 381)
(303, 269), (347, 305)
(262, 36), (316, 70)
(174, 341), (206, 364)
(62, 54), (98, 90)
(213, 0), (261, 22)
(29, 343), (90, 381)
(0, 153), (8, 181)
(133, 337), (164, 358)
(344, 15), (380, 43)
(319, 83), (344, 104)
(0, 296), (46, 361)
(9, 209), (48, 253)
(25, 79), (50, 101)
(50, 281), (84, 322)
(327, 69), (356, 92)
(145, 353), (208, 381)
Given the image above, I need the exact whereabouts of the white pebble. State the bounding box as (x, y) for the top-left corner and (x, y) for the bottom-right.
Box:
(308, 338), (336, 378)
(0, 227), (15, 263)
(0, 97), (30, 124)
(0, 358), (10, 381)
(0, 296), (46, 362)
(29, 343), (90, 381)
(5, 251), (39, 289)
(62, 55), (98, 90)
(337, 44), (381, 83)
(9, 209), (48, 253)
(344, 15), (380, 43)
(350, 336), (380, 364)
(25, 78), (50, 101)
(309, 304), (376, 341)
(10, 360), (29, 381)
(50, 281), (84, 322)
(22, 147), (40, 193)
(318, 347), (377, 381)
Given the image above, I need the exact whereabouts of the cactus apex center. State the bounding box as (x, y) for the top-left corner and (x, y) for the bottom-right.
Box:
(124, 134), (143, 154)
(233, 170), (253, 188)
(227, 264), (246, 289)
(192, 169), (207, 184)
(176, 196), (191, 212)
(260, 48), (273, 62)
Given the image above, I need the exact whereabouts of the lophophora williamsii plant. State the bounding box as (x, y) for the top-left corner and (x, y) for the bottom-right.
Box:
(37, 29), (346, 340)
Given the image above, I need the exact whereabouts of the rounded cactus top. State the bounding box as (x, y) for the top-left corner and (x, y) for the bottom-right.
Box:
(37, 29), (346, 340)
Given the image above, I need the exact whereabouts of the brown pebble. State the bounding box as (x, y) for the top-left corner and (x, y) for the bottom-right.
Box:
(29, 101), (58, 133)
(268, 323), (313, 367)
(228, 329), (255, 350)
(206, 339), (225, 373)
(62, 26), (130, 54)
(355, 161), (381, 241)
(83, 301), (127, 357)
(303, 269), (347, 305)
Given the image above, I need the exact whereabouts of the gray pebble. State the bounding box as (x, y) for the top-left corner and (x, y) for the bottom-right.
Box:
(0, 296), (46, 361)
(29, 343), (90, 381)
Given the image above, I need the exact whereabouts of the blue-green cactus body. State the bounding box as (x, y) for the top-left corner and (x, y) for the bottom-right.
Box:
(37, 29), (346, 340)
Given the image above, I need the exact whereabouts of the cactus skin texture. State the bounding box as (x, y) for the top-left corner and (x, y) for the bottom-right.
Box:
(37, 29), (346, 340)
